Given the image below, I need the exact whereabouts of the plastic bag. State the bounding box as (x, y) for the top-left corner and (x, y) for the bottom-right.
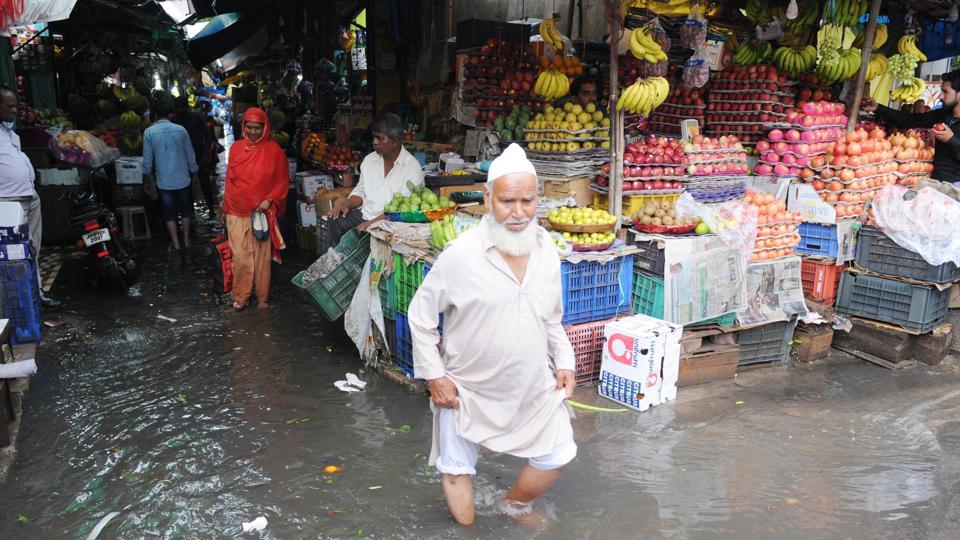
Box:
(648, 19), (672, 54)
(872, 184), (960, 266)
(680, 2), (708, 49)
(675, 192), (758, 257)
(301, 247), (346, 286)
(683, 46), (710, 88)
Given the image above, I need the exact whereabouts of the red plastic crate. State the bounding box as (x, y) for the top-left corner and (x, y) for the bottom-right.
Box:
(565, 318), (615, 386)
(801, 259), (844, 305)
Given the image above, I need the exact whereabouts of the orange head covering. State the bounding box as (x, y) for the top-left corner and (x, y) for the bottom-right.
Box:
(242, 107), (272, 145)
(224, 107), (289, 217)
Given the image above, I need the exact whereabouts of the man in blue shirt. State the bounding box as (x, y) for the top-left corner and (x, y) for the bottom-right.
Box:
(143, 100), (199, 250)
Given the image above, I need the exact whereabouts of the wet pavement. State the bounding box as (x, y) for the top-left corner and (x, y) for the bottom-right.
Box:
(3, 216), (960, 539)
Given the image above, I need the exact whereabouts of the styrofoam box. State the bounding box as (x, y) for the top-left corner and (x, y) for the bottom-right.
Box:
(297, 174), (334, 197)
(598, 314), (683, 412)
(115, 157), (144, 185)
(298, 202), (317, 227)
(38, 167), (81, 186)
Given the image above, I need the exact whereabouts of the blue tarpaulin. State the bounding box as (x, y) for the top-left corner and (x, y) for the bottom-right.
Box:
(920, 19), (960, 63)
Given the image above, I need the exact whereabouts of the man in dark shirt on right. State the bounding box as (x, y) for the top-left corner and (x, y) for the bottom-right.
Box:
(862, 70), (960, 183)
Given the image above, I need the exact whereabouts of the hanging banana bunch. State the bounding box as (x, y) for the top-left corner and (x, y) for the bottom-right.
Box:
(629, 26), (667, 63)
(617, 76), (670, 116)
(534, 69), (571, 100)
(539, 16), (567, 52)
(897, 34), (927, 62)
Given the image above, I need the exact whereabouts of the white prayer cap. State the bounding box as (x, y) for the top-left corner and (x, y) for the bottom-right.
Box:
(487, 143), (538, 185)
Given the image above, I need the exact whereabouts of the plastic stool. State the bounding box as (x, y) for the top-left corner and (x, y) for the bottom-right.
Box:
(115, 206), (151, 241)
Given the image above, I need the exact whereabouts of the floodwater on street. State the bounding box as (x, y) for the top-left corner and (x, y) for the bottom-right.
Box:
(3, 217), (960, 539)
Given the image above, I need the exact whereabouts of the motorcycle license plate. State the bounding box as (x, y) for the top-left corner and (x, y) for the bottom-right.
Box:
(82, 228), (111, 247)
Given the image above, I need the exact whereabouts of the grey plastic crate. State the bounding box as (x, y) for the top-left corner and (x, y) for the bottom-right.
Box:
(856, 227), (960, 283)
(734, 318), (798, 365)
(835, 271), (950, 333)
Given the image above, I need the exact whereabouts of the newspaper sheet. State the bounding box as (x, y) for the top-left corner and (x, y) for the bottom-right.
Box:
(738, 255), (809, 326)
(662, 235), (745, 325)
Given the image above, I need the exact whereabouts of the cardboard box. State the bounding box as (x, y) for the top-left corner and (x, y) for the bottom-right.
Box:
(542, 176), (593, 207)
(315, 187), (352, 216)
(0, 202), (26, 227)
(598, 314), (683, 412)
(297, 202), (317, 227)
(950, 283), (960, 309)
(0, 242), (32, 261)
(38, 167), (81, 186)
(297, 174), (334, 199)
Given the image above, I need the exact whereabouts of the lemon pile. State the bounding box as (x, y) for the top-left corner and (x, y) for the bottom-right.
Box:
(548, 206), (617, 226)
(562, 231), (616, 245)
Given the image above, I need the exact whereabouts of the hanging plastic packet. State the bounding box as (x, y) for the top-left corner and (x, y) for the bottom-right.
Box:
(683, 46), (710, 88)
(648, 18), (672, 54)
(680, 2), (708, 49)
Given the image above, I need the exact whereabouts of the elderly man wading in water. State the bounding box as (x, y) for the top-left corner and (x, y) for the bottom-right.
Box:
(407, 143), (577, 525)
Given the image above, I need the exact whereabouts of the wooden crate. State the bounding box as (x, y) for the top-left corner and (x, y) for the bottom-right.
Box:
(832, 317), (953, 367)
(792, 324), (834, 363)
(678, 343), (739, 387)
(542, 176), (594, 207)
(951, 283), (960, 309)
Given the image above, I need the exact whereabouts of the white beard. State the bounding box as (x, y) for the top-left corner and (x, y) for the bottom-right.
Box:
(484, 214), (540, 257)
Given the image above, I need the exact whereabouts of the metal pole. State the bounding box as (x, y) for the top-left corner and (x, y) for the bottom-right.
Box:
(607, 4), (623, 224)
(567, 0), (576, 37)
(847, 0), (883, 132)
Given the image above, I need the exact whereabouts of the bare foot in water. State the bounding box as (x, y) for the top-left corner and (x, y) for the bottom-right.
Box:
(257, 302), (269, 310)
(232, 301), (246, 311)
(500, 499), (551, 531)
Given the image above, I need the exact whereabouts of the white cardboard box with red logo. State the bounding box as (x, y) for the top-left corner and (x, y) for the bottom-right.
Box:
(598, 315), (683, 412)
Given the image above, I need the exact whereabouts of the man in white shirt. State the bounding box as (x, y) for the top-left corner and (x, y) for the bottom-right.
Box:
(0, 85), (59, 307)
(408, 144), (577, 526)
(326, 113), (424, 244)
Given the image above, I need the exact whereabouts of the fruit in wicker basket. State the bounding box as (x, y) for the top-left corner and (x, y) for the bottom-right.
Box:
(633, 201), (698, 227)
(548, 206), (617, 225)
(562, 231), (616, 245)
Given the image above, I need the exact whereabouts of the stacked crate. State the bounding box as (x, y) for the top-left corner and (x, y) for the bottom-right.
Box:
(561, 254), (634, 386)
(390, 254), (433, 377)
(834, 226), (957, 336)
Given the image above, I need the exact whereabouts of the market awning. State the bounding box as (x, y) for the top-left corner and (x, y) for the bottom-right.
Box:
(184, 11), (268, 69)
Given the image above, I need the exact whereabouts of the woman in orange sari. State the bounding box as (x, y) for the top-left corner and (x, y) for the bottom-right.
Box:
(224, 108), (289, 311)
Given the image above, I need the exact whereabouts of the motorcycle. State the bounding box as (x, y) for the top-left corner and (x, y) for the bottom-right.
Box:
(64, 190), (140, 290)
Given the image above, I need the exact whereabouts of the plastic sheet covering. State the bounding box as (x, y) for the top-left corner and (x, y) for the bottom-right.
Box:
(873, 184), (960, 266)
(675, 192), (758, 258)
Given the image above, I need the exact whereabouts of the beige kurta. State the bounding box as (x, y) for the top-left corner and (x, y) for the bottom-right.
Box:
(407, 219), (576, 465)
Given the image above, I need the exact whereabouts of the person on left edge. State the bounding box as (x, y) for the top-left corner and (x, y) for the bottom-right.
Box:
(223, 107), (289, 311)
(174, 96), (218, 213)
(0, 85), (60, 308)
(326, 112), (424, 244)
(143, 100), (199, 250)
(407, 143), (577, 527)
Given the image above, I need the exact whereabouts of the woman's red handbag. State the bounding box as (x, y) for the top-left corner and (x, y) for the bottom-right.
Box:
(209, 234), (233, 293)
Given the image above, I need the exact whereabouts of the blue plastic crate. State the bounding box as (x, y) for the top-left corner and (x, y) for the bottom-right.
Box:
(796, 223), (839, 258)
(0, 259), (42, 344)
(395, 314), (415, 377)
(394, 312), (443, 378)
(561, 255), (634, 325)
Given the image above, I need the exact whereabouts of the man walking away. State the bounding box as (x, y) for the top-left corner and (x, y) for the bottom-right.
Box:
(174, 96), (217, 213)
(0, 85), (60, 307)
(143, 100), (199, 250)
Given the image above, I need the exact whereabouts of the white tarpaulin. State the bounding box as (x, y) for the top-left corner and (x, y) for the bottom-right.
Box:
(2, 0), (76, 30)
